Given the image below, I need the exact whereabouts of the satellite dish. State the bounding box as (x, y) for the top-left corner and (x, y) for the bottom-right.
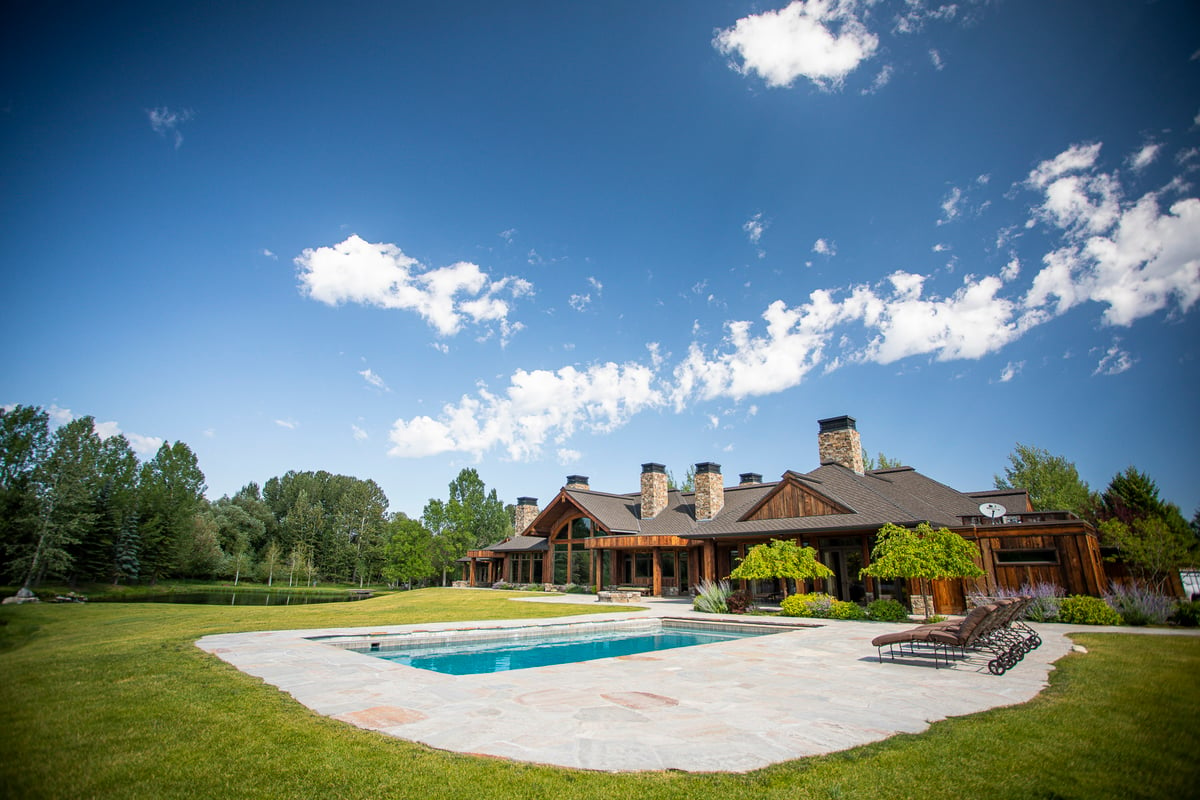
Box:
(979, 502), (1007, 521)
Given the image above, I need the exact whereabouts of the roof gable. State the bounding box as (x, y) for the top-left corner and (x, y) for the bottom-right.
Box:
(740, 472), (852, 521)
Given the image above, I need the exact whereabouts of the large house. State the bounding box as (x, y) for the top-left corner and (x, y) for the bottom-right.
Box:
(462, 416), (1107, 613)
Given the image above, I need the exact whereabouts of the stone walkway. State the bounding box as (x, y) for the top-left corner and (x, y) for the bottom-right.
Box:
(197, 595), (1128, 773)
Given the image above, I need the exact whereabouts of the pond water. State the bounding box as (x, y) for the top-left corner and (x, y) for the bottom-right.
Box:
(96, 591), (371, 606)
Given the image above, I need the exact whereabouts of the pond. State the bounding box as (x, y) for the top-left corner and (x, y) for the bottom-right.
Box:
(95, 591), (372, 606)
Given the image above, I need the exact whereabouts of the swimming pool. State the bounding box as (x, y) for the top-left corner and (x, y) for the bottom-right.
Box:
(314, 618), (792, 675)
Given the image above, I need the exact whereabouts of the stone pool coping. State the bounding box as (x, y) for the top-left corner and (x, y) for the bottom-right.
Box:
(197, 597), (1080, 773)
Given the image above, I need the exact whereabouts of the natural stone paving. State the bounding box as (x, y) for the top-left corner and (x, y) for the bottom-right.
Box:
(198, 595), (1099, 772)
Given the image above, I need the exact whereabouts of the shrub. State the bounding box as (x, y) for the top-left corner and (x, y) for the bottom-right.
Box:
(1104, 582), (1173, 626)
(564, 584), (591, 594)
(693, 580), (732, 614)
(1169, 600), (1200, 628)
(866, 598), (910, 622)
(781, 592), (834, 618)
(727, 590), (756, 615)
(1056, 595), (1122, 626)
(830, 600), (868, 620)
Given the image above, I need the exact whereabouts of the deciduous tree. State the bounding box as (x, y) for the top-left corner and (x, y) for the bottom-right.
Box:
(994, 443), (1092, 516)
(860, 522), (984, 619)
(728, 538), (832, 598)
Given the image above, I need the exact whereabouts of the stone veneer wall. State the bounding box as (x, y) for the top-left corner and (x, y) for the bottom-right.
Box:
(514, 497), (539, 534)
(818, 417), (864, 475)
(640, 463), (667, 519)
(694, 462), (724, 520)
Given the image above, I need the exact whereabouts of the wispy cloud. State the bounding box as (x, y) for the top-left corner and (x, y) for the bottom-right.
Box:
(998, 361), (1024, 382)
(146, 106), (194, 149)
(275, 419), (299, 430)
(359, 368), (389, 391)
(1094, 341), (1135, 376)
(743, 212), (769, 257)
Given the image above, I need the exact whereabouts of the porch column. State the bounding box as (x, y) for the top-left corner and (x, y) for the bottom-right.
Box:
(468, 558), (477, 587)
(861, 535), (874, 598)
(652, 548), (662, 597)
(541, 548), (553, 586)
(609, 550), (618, 588)
(593, 549), (601, 594)
(703, 539), (716, 584)
(737, 542), (747, 592)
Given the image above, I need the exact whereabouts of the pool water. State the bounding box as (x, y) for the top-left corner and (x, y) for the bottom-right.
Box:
(357, 622), (782, 675)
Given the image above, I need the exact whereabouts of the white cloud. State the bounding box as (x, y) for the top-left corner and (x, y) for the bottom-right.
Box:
(275, 419), (298, 430)
(587, 276), (604, 293)
(1094, 341), (1135, 376)
(556, 448), (582, 465)
(929, 49), (944, 70)
(359, 368), (389, 391)
(262, 248), (277, 259)
(812, 238), (837, 256)
(47, 404), (74, 426)
(1024, 142), (1200, 326)
(296, 234), (532, 339)
(713, 0), (879, 90)
(499, 228), (517, 243)
(388, 361), (664, 460)
(384, 136), (1200, 461)
(569, 293), (592, 312)
(1128, 143), (1161, 171)
(43, 405), (163, 456)
(1000, 257), (1020, 282)
(998, 361), (1024, 382)
(93, 419), (164, 456)
(146, 107), (194, 149)
(352, 424), (368, 441)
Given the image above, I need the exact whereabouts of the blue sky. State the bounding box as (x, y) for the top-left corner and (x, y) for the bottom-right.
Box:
(3, 0), (1199, 519)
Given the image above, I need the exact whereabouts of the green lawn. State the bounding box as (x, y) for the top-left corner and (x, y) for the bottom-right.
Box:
(1, 588), (1197, 799)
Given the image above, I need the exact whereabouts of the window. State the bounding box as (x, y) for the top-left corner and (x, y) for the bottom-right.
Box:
(995, 548), (1058, 565)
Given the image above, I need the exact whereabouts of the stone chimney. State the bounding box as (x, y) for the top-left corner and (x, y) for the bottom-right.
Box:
(739, 472), (762, 485)
(565, 475), (590, 490)
(640, 463), (667, 519)
(818, 415), (864, 475)
(514, 497), (539, 534)
(694, 462), (724, 521)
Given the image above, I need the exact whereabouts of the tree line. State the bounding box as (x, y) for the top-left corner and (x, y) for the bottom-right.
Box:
(0, 404), (513, 591)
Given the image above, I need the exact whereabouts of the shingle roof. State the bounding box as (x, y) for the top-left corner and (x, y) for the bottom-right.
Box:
(530, 463), (1005, 542)
(484, 535), (549, 553)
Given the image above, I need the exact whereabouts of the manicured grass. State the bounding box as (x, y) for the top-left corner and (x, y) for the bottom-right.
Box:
(1, 589), (1197, 799)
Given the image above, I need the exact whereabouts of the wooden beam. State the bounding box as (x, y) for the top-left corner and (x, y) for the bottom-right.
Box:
(703, 539), (716, 584)
(652, 548), (662, 597)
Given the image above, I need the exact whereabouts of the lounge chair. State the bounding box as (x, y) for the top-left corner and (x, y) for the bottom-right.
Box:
(871, 603), (998, 669)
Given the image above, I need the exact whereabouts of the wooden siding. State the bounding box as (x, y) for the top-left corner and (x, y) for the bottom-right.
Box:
(745, 482), (848, 521)
(585, 535), (690, 550)
(962, 523), (1105, 599)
